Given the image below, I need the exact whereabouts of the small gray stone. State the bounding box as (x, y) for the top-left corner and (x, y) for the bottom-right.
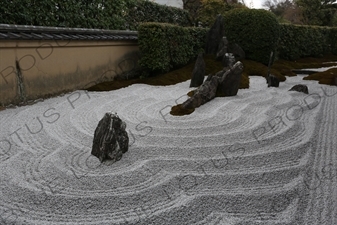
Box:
(289, 84), (309, 94)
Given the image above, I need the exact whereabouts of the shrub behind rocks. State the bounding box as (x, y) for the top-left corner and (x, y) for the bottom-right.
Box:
(223, 8), (280, 65)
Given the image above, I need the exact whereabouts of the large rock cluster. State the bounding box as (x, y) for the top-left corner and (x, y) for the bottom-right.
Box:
(183, 15), (245, 113)
(183, 62), (244, 110)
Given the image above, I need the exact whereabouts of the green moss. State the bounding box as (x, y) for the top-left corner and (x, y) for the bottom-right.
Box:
(240, 71), (250, 89)
(272, 54), (337, 74)
(242, 59), (286, 81)
(303, 68), (337, 85)
(294, 54), (337, 64)
(170, 104), (195, 116)
(87, 62), (195, 91)
(204, 54), (223, 75)
(239, 54), (337, 82)
(87, 54), (337, 98)
(88, 54), (250, 92)
(187, 90), (195, 97)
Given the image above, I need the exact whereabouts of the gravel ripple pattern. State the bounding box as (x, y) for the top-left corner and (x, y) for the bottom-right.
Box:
(0, 76), (336, 224)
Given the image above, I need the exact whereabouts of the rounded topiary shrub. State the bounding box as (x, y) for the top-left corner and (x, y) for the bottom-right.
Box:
(223, 8), (280, 65)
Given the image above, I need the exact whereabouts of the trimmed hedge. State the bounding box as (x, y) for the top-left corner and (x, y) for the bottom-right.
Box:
(329, 28), (337, 55)
(138, 23), (208, 73)
(126, 0), (192, 30)
(278, 24), (337, 60)
(223, 8), (280, 65)
(0, 0), (191, 30)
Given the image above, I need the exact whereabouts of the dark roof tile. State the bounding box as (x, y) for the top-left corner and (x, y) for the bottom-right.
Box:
(0, 24), (138, 41)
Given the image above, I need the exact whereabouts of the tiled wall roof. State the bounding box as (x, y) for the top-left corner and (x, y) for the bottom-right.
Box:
(0, 24), (138, 41)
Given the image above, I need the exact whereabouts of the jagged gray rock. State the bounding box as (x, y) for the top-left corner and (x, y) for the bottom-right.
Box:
(91, 112), (129, 163)
(184, 75), (220, 109)
(289, 84), (309, 94)
(183, 61), (244, 109)
(217, 61), (243, 96)
(223, 53), (236, 68)
(190, 52), (206, 87)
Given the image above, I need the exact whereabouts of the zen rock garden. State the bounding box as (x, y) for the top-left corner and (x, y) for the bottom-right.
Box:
(91, 15), (311, 163)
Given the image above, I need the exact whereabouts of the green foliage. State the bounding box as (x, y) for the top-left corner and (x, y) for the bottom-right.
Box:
(278, 23), (337, 60)
(295, 0), (337, 26)
(138, 23), (208, 73)
(0, 0), (191, 30)
(222, 8), (280, 65)
(329, 28), (337, 54)
(197, 0), (245, 27)
(126, 0), (192, 30)
(333, 12), (337, 27)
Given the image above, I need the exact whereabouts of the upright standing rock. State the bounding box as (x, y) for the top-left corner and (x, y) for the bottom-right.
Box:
(216, 36), (230, 66)
(216, 61), (243, 96)
(91, 112), (129, 163)
(223, 53), (236, 68)
(228, 43), (245, 61)
(216, 36), (228, 60)
(190, 53), (206, 87)
(205, 15), (225, 55)
(267, 74), (280, 87)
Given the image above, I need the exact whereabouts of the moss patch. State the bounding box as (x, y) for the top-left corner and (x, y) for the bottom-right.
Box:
(187, 90), (195, 97)
(170, 104), (195, 116)
(242, 59), (286, 82)
(87, 54), (249, 92)
(303, 68), (337, 85)
(241, 54), (337, 82)
(293, 54), (337, 64)
(272, 54), (337, 77)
